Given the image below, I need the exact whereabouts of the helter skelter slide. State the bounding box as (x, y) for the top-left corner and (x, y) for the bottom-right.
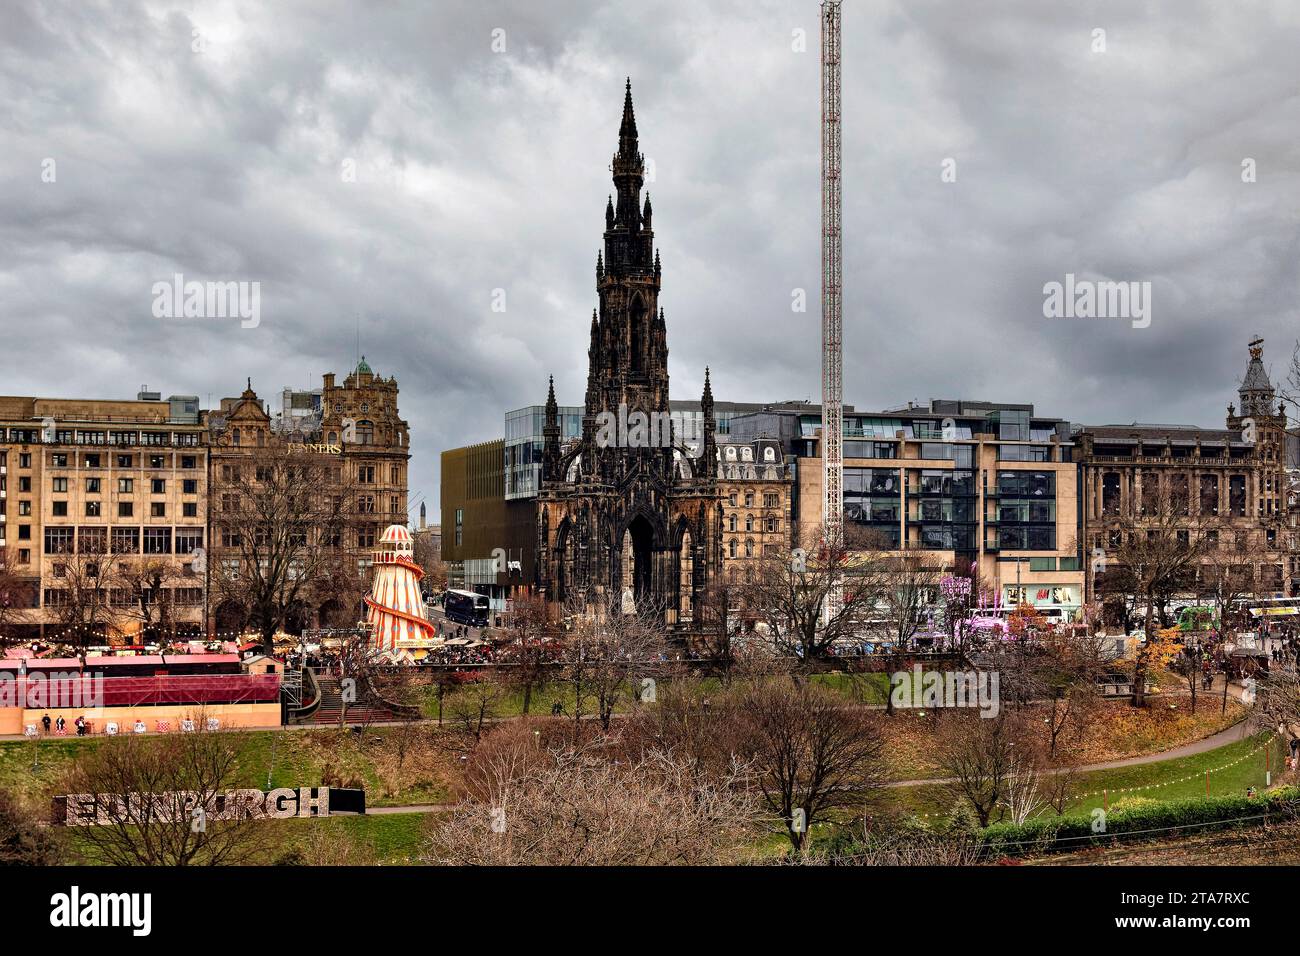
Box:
(364, 524), (438, 650)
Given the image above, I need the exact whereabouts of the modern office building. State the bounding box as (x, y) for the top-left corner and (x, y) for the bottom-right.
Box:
(441, 438), (535, 609)
(734, 399), (1086, 620)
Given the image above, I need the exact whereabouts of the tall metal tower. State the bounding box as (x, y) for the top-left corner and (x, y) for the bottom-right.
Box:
(821, 0), (844, 549)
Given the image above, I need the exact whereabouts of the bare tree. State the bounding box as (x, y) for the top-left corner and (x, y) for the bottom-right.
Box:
(621, 675), (744, 781)
(291, 823), (377, 866)
(0, 788), (63, 864)
(0, 548), (35, 652)
(424, 735), (755, 866)
(736, 679), (887, 853)
(1003, 746), (1045, 825)
(731, 524), (889, 670)
(331, 627), (421, 729)
(1193, 540), (1258, 713)
(495, 593), (559, 715)
(60, 721), (263, 866)
(449, 670), (508, 741)
(1201, 540), (1256, 638)
(211, 444), (361, 652)
(1041, 761), (1081, 816)
(1035, 629), (1107, 758)
(936, 712), (1017, 828)
(1102, 504), (1212, 706)
(556, 594), (667, 731)
(1256, 665), (1300, 742)
(686, 577), (737, 674)
(412, 531), (448, 594)
(938, 569), (978, 653)
(108, 556), (186, 646)
(46, 536), (114, 660)
(879, 553), (942, 652)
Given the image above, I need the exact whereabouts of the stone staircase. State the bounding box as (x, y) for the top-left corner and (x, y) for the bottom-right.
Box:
(307, 673), (419, 726)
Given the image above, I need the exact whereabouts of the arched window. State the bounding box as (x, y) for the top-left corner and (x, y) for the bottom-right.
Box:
(630, 296), (646, 372)
(728, 515), (737, 532)
(728, 539), (737, 558)
(745, 515), (754, 532)
(744, 540), (754, 558)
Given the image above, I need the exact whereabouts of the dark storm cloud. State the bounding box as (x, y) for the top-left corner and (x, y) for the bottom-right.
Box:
(2, 0), (1298, 514)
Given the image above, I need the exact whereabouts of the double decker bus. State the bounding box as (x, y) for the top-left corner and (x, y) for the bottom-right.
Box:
(443, 589), (490, 628)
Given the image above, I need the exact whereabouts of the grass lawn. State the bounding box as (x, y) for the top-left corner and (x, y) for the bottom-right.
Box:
(59, 809), (436, 866)
(1, 726), (456, 809)
(886, 731), (1289, 822)
(422, 670), (896, 723)
(269, 811), (432, 864)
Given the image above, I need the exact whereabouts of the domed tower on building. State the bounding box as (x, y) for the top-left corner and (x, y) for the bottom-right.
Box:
(365, 524), (436, 649)
(1226, 337), (1288, 520)
(535, 81), (722, 631)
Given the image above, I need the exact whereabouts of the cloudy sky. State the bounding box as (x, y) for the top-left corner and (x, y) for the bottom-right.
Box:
(3, 0), (1298, 515)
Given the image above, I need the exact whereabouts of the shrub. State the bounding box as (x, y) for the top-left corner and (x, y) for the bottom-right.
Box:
(980, 786), (1300, 857)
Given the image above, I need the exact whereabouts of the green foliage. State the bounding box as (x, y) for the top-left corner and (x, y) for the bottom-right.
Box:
(980, 786), (1300, 857)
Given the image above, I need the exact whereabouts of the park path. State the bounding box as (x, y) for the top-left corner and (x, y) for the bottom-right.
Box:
(882, 715), (1256, 789)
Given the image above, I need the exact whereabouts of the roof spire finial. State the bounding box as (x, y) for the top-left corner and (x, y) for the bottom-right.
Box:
(618, 77), (638, 153)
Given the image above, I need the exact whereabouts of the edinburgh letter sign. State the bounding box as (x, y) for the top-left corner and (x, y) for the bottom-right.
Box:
(52, 786), (365, 825)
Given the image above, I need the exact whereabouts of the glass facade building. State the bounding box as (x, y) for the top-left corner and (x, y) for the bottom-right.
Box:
(504, 405), (581, 500)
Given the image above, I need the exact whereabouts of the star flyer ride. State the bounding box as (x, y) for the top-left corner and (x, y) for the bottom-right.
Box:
(364, 524), (437, 651)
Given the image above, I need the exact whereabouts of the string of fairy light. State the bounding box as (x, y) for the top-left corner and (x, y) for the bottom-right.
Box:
(4, 627), (306, 647)
(8, 624), (375, 644)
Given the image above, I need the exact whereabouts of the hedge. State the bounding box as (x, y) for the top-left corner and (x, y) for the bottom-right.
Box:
(979, 786), (1300, 857)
